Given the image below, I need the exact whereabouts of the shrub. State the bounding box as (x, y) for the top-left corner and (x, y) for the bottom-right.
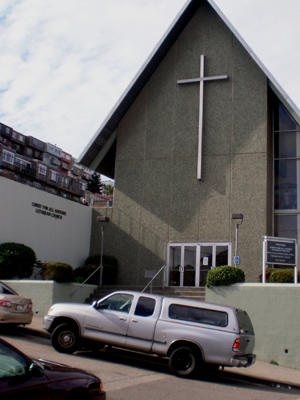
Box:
(80, 254), (118, 285)
(269, 268), (299, 283)
(0, 242), (36, 279)
(74, 265), (99, 284)
(43, 262), (74, 283)
(258, 268), (273, 283)
(206, 265), (245, 289)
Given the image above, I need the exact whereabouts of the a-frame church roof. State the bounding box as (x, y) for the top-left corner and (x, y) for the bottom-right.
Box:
(78, 0), (300, 178)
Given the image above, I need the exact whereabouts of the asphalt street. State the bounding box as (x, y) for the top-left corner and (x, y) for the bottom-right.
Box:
(1, 325), (300, 400)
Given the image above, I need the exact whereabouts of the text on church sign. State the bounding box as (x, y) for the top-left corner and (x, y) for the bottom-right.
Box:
(32, 202), (67, 220)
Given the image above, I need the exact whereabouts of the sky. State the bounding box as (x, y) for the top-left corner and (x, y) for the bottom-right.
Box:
(1, 0), (300, 165)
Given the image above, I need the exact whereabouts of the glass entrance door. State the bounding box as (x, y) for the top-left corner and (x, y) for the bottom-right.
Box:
(167, 242), (231, 287)
(199, 246), (213, 287)
(168, 245), (197, 286)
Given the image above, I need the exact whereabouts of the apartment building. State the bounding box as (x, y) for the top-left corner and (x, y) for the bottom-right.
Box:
(0, 122), (89, 202)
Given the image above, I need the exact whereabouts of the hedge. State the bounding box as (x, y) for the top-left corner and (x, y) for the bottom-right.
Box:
(0, 242), (36, 279)
(74, 254), (118, 285)
(206, 265), (245, 288)
(43, 262), (74, 283)
(269, 268), (299, 283)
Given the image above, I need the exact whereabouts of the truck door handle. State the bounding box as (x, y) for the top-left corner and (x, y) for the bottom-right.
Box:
(119, 317), (126, 321)
(131, 319), (138, 323)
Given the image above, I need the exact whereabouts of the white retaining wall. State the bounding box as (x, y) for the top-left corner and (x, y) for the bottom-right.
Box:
(4, 280), (97, 317)
(206, 283), (300, 370)
(0, 177), (92, 268)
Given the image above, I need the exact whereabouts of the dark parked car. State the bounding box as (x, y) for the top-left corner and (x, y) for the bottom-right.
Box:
(0, 338), (106, 400)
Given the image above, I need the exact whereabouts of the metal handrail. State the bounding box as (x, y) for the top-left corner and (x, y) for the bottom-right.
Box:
(69, 265), (103, 297)
(142, 265), (166, 293)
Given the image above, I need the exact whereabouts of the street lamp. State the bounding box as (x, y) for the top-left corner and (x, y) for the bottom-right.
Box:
(97, 216), (110, 286)
(231, 213), (243, 267)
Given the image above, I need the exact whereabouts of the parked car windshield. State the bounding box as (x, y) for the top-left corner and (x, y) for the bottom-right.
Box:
(235, 309), (254, 334)
(0, 340), (28, 378)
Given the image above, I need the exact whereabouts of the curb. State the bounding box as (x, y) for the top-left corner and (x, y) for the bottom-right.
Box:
(219, 370), (300, 392)
(18, 325), (51, 340)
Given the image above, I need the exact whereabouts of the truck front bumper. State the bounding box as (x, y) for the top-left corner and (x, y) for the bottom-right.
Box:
(230, 354), (256, 368)
(43, 315), (55, 331)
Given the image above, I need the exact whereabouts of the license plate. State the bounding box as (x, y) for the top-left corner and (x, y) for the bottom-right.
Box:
(16, 305), (24, 311)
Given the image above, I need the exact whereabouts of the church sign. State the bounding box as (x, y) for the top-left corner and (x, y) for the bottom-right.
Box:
(262, 236), (297, 284)
(32, 202), (67, 220)
(266, 238), (296, 265)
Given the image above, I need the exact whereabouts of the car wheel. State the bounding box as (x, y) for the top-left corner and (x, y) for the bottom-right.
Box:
(52, 323), (79, 354)
(169, 346), (197, 377)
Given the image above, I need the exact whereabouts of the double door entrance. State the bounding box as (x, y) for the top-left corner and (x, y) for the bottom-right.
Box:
(166, 242), (231, 287)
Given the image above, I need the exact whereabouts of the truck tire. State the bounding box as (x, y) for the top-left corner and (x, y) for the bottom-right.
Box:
(52, 323), (79, 354)
(169, 346), (197, 377)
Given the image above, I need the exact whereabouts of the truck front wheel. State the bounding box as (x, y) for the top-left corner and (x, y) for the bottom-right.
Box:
(52, 323), (79, 354)
(169, 346), (197, 377)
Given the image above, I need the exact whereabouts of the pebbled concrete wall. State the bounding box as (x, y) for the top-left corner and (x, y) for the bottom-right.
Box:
(206, 283), (300, 370)
(89, 1), (272, 286)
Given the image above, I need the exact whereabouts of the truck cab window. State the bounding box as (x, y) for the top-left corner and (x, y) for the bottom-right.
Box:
(98, 293), (133, 313)
(134, 297), (156, 317)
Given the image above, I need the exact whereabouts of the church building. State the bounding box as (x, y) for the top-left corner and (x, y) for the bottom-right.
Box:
(79, 0), (300, 287)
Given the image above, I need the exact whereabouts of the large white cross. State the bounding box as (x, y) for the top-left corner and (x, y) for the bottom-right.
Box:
(177, 55), (228, 180)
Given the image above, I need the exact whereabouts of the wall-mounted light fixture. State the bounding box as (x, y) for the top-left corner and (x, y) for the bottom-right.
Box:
(232, 213), (243, 267)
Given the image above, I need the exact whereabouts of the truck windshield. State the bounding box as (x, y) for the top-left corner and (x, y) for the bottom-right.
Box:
(235, 309), (254, 334)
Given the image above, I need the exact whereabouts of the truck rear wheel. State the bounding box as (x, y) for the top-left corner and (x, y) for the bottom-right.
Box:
(169, 346), (197, 377)
(52, 323), (79, 354)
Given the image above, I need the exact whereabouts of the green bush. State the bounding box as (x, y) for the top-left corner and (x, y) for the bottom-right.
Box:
(0, 242), (36, 279)
(74, 265), (99, 284)
(43, 262), (74, 283)
(80, 254), (118, 285)
(269, 268), (299, 283)
(259, 268), (273, 282)
(206, 265), (245, 289)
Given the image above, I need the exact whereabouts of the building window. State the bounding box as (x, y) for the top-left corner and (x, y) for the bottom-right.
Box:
(63, 153), (72, 161)
(32, 138), (44, 149)
(80, 182), (87, 191)
(15, 158), (31, 170)
(3, 150), (14, 164)
(26, 148), (33, 157)
(50, 170), (58, 182)
(273, 98), (300, 240)
(61, 162), (69, 170)
(38, 165), (47, 176)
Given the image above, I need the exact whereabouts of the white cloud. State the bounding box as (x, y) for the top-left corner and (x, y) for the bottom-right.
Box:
(0, 0), (300, 160)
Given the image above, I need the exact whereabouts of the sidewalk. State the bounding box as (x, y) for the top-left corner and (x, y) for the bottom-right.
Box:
(22, 316), (300, 390)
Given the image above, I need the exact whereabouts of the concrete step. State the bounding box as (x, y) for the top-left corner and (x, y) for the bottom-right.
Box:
(85, 285), (206, 303)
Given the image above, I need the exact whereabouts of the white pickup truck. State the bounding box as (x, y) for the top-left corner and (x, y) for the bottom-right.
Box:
(43, 291), (256, 377)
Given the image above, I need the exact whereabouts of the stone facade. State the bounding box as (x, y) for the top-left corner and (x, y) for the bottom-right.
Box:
(90, 2), (273, 285)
